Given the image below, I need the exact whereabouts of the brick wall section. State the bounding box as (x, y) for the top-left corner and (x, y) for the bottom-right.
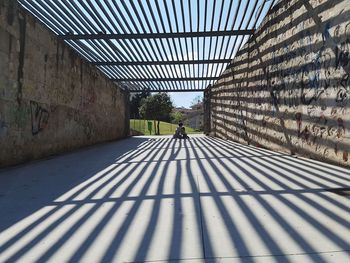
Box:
(209, 0), (350, 167)
(0, 1), (129, 167)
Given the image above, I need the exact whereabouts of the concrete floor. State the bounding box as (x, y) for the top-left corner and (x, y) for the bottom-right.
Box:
(0, 135), (349, 263)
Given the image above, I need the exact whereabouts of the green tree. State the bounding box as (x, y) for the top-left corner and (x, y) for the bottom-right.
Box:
(139, 93), (173, 135)
(171, 111), (184, 124)
(129, 89), (151, 119)
(191, 95), (203, 107)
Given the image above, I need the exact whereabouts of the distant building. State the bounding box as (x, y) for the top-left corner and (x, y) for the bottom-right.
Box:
(174, 107), (192, 116)
(173, 102), (203, 131)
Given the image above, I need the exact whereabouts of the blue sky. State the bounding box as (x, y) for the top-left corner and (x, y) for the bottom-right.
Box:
(168, 91), (203, 108)
(19, 0), (275, 95)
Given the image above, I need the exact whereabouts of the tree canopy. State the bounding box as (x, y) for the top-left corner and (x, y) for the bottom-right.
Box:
(171, 111), (184, 124)
(129, 89), (151, 119)
(191, 95), (203, 107)
(139, 93), (173, 135)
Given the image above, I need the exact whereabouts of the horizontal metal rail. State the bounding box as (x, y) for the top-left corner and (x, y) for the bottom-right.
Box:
(93, 59), (232, 66)
(114, 77), (217, 82)
(18, 0), (276, 92)
(59, 29), (255, 40)
(129, 89), (206, 93)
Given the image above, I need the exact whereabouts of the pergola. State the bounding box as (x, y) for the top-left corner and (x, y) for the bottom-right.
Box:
(18, 0), (277, 92)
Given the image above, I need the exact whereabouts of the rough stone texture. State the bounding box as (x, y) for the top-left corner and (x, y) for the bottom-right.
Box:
(209, 0), (350, 167)
(0, 1), (129, 167)
(203, 87), (211, 135)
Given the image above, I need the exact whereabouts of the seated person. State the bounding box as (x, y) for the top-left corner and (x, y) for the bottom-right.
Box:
(181, 126), (189, 139)
(173, 122), (189, 139)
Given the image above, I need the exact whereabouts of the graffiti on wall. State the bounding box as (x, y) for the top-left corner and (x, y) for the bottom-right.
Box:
(210, 0), (350, 166)
(335, 23), (350, 104)
(30, 101), (49, 135)
(0, 120), (8, 138)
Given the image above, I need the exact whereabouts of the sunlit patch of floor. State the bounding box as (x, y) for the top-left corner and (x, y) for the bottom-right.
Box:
(1, 135), (349, 263)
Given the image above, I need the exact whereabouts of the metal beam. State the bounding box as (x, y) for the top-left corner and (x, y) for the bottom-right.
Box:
(93, 59), (232, 66)
(18, 0), (276, 93)
(113, 77), (217, 82)
(59, 29), (254, 40)
(129, 89), (205, 93)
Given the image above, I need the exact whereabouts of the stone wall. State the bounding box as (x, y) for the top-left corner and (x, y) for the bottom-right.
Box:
(210, 0), (350, 167)
(0, 1), (129, 167)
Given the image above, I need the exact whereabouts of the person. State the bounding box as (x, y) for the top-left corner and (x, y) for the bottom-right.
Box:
(181, 125), (189, 139)
(173, 122), (182, 139)
(173, 122), (189, 139)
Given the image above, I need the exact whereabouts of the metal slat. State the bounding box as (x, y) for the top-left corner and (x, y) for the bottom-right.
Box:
(109, 1), (159, 89)
(201, 0), (209, 88)
(209, 0), (226, 78)
(188, 0), (195, 84)
(113, 77), (217, 82)
(171, 0), (187, 84)
(212, 0), (236, 77)
(59, 29), (256, 41)
(236, 0), (260, 52)
(197, 0), (201, 90)
(91, 59), (232, 66)
(180, 0), (190, 84)
(221, 0), (244, 57)
(119, 1), (164, 81)
(154, 0), (178, 86)
(129, 89), (205, 93)
(18, 0), (274, 92)
(142, 0), (173, 89)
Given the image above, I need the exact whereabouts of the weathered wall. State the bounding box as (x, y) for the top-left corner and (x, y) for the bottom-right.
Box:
(203, 87), (211, 135)
(0, 1), (129, 167)
(210, 0), (350, 167)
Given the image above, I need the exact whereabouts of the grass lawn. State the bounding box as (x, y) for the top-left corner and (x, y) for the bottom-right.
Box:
(130, 119), (201, 135)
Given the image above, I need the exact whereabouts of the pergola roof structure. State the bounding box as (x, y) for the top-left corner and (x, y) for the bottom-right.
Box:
(18, 0), (278, 92)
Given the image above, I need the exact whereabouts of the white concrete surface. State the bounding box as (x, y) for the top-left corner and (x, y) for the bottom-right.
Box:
(0, 135), (349, 263)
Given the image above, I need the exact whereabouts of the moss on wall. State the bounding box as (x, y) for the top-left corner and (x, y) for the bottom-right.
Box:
(0, 1), (128, 167)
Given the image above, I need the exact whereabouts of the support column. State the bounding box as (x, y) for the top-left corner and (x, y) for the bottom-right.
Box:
(203, 85), (211, 135)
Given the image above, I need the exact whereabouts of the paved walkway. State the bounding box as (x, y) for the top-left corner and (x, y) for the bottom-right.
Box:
(0, 135), (349, 263)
